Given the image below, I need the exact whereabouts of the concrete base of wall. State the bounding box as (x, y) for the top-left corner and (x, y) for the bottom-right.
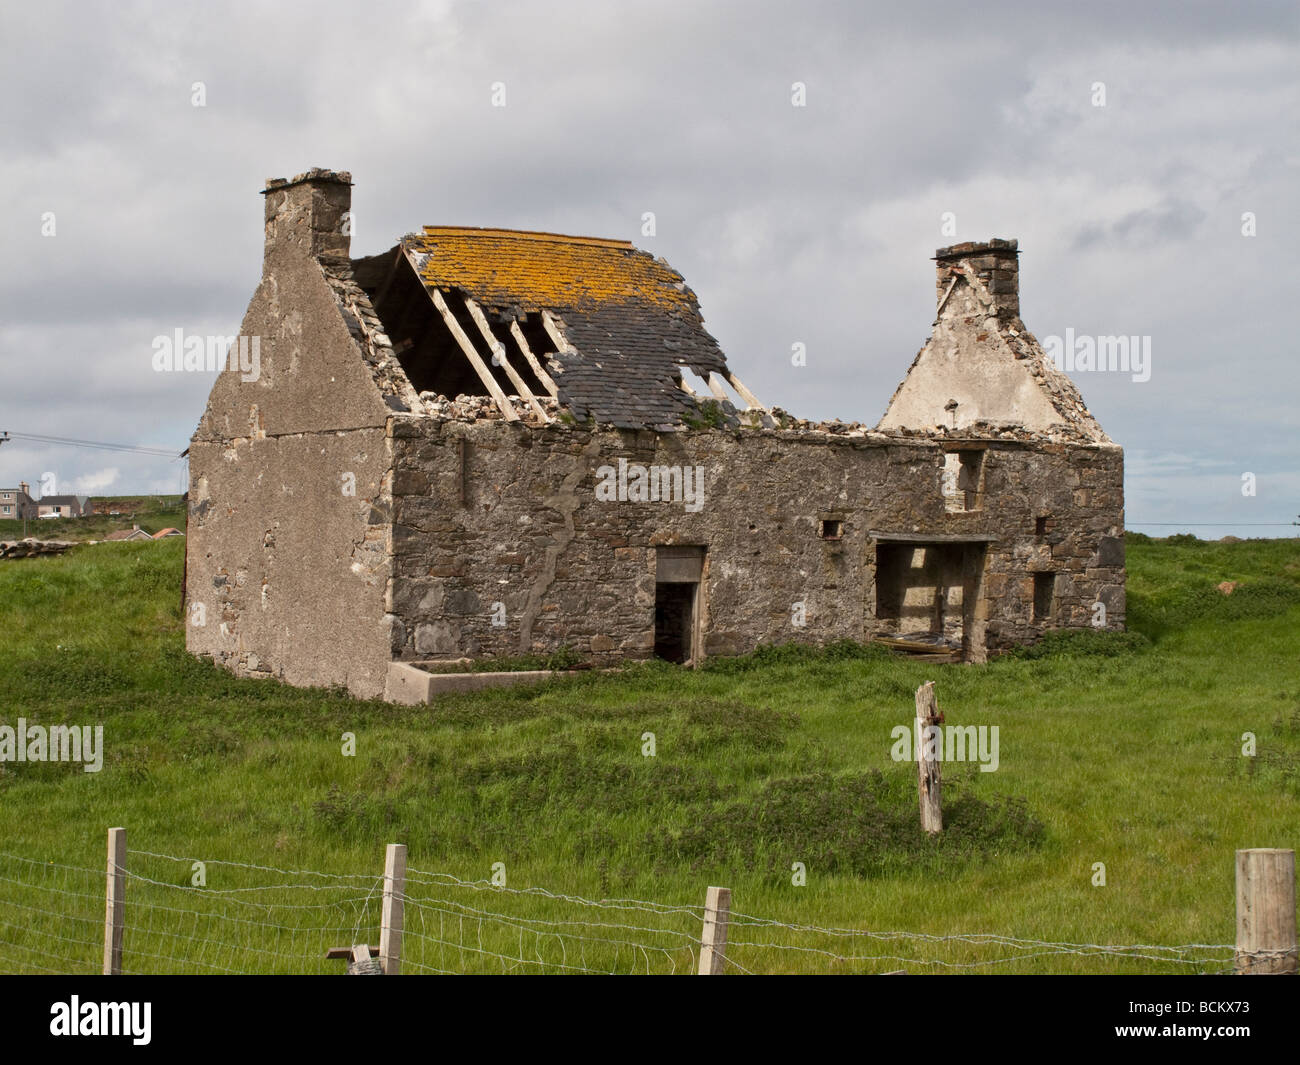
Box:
(383, 660), (558, 704)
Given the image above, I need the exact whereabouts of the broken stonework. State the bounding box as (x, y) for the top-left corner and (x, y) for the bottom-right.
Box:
(185, 173), (1126, 699)
(0, 539), (76, 559)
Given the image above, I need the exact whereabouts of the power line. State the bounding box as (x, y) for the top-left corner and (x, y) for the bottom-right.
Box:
(0, 431), (183, 460)
(1128, 522), (1297, 527)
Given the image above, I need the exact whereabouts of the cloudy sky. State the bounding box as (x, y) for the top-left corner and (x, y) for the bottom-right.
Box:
(2, 0), (1296, 537)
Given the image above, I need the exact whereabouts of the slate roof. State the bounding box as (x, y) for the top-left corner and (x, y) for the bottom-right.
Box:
(399, 227), (731, 429)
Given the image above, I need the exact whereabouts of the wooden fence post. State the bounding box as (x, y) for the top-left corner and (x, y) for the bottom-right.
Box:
(698, 885), (731, 975)
(379, 843), (407, 975)
(915, 682), (943, 834)
(1235, 848), (1297, 974)
(103, 827), (126, 975)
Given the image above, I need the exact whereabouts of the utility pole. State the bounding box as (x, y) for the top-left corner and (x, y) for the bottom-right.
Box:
(0, 433), (13, 536)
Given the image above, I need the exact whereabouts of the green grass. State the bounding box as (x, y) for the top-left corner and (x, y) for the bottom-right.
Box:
(1, 534), (1298, 974)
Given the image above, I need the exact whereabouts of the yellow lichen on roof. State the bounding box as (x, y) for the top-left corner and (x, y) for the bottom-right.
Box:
(423, 226), (633, 249)
(407, 226), (693, 312)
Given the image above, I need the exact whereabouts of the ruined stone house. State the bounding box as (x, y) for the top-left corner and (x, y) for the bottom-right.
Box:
(185, 168), (1125, 700)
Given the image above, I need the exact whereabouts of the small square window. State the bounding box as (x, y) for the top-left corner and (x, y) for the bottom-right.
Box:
(819, 519), (843, 540)
(1035, 515), (1048, 536)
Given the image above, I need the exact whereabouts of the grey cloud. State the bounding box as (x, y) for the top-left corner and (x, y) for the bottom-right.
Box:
(0, 0), (1296, 539)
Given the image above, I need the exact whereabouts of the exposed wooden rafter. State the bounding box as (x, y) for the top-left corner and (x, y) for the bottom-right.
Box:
(541, 310), (572, 356)
(463, 296), (549, 421)
(723, 371), (763, 410)
(705, 372), (731, 402)
(508, 320), (559, 398)
(429, 287), (519, 421)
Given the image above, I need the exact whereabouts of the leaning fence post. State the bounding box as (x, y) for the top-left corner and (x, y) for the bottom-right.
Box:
(379, 843), (407, 975)
(698, 885), (731, 975)
(915, 681), (943, 834)
(1235, 848), (1297, 974)
(103, 827), (126, 975)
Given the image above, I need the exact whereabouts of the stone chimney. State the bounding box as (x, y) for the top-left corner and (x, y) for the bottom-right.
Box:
(18, 480), (29, 496)
(261, 168), (352, 268)
(935, 238), (1019, 319)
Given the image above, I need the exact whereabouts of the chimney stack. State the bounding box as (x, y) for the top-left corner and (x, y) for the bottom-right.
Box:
(935, 238), (1019, 319)
(261, 168), (353, 268)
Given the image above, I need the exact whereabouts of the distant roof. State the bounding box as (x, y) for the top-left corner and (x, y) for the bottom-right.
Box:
(152, 528), (183, 538)
(37, 495), (81, 506)
(104, 528), (152, 541)
(395, 226), (732, 429)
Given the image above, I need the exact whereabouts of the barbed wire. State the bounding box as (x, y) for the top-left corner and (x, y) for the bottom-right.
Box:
(403, 865), (705, 918)
(0, 848), (1258, 976)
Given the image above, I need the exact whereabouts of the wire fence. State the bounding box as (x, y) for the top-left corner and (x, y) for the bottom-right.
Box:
(0, 844), (1258, 975)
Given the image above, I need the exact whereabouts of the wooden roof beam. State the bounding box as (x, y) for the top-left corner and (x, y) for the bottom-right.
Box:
(723, 371), (763, 410)
(429, 287), (519, 421)
(541, 310), (573, 357)
(463, 296), (549, 421)
(508, 319), (559, 398)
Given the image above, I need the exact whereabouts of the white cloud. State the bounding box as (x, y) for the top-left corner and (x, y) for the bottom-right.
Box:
(0, 1), (1295, 534)
(70, 468), (121, 494)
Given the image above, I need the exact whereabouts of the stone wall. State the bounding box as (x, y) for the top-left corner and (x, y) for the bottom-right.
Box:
(187, 428), (393, 698)
(0, 539), (75, 559)
(387, 417), (1125, 665)
(186, 170), (399, 700)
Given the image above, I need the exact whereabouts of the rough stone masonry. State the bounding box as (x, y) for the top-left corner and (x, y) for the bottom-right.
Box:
(185, 171), (1125, 700)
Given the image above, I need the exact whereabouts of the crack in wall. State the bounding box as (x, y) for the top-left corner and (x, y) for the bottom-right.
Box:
(516, 437), (602, 654)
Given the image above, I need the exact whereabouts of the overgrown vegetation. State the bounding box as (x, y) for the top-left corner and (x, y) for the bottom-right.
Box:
(1, 529), (1298, 973)
(680, 398), (728, 429)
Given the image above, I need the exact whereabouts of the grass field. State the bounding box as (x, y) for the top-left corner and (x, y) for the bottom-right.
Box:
(1, 532), (1298, 973)
(0, 495), (185, 543)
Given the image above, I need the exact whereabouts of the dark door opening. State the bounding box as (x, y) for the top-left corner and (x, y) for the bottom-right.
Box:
(654, 583), (697, 663)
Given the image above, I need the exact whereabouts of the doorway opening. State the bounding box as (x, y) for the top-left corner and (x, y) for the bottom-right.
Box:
(873, 539), (988, 660)
(654, 546), (705, 664)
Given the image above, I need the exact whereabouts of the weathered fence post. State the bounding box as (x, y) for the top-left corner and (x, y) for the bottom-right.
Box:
(103, 827), (126, 975)
(698, 885), (731, 975)
(379, 843), (407, 975)
(915, 682), (943, 834)
(1235, 848), (1297, 974)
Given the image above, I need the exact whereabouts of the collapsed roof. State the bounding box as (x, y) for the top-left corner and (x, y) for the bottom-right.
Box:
(257, 172), (1111, 445)
(349, 225), (764, 431)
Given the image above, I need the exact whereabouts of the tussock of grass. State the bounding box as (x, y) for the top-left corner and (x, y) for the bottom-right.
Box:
(652, 771), (1044, 881)
(1007, 629), (1151, 659)
(1, 531), (1299, 973)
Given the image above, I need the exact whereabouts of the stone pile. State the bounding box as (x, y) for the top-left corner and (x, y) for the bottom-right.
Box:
(419, 392), (561, 423)
(0, 539), (75, 559)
